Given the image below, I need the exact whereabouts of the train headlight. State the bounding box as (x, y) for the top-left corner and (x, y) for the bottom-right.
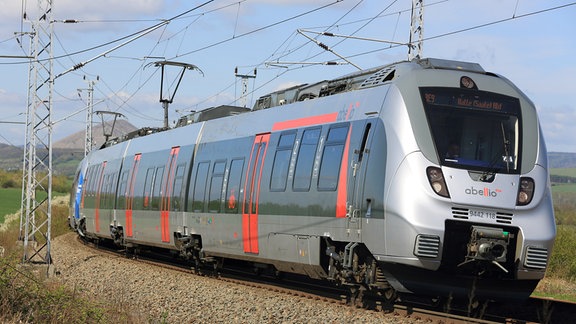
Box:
(516, 177), (534, 206)
(426, 166), (450, 198)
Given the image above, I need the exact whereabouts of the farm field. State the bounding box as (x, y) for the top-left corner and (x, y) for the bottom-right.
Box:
(551, 168), (576, 177)
(0, 188), (21, 224)
(0, 189), (66, 224)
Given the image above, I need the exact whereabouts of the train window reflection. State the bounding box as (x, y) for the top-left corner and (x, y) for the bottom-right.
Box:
(293, 128), (320, 191)
(270, 132), (296, 191)
(189, 162), (209, 212)
(422, 88), (521, 174)
(319, 125), (349, 191)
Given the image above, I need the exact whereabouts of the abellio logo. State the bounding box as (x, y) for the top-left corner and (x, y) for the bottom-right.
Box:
(465, 187), (502, 197)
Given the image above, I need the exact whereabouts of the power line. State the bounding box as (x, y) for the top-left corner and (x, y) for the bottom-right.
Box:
(212, 1), (576, 109)
(168, 0), (344, 60)
(2, 1), (217, 66)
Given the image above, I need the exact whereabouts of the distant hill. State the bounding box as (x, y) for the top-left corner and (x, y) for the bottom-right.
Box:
(548, 152), (576, 169)
(0, 120), (137, 176)
(53, 119), (137, 150)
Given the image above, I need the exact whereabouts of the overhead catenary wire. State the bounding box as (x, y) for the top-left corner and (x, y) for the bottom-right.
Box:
(2, 0), (217, 66)
(217, 0), (576, 109)
(4, 0), (575, 139)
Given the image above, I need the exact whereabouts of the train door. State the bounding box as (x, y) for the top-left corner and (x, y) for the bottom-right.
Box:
(346, 121), (374, 236)
(160, 147), (180, 243)
(125, 154), (141, 238)
(242, 133), (270, 254)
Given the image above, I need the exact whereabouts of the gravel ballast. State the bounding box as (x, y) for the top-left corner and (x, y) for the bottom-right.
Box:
(51, 232), (416, 323)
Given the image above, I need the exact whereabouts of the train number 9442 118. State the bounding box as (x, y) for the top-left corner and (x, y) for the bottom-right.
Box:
(469, 209), (497, 220)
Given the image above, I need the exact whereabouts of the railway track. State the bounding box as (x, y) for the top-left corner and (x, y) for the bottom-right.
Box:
(74, 235), (576, 323)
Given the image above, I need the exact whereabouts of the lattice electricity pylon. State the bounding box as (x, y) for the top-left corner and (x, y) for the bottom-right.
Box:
(408, 0), (424, 61)
(79, 76), (98, 156)
(19, 0), (54, 267)
(235, 67), (256, 108)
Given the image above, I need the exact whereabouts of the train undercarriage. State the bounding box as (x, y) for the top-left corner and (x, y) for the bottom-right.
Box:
(71, 217), (536, 312)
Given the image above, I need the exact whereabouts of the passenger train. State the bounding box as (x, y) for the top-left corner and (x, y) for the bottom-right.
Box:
(70, 58), (556, 302)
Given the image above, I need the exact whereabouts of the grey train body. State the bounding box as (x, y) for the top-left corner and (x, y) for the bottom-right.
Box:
(70, 58), (555, 301)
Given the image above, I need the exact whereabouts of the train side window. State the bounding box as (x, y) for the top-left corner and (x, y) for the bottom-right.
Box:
(208, 161), (226, 213)
(143, 167), (154, 209)
(86, 165), (98, 195)
(83, 166), (94, 208)
(293, 128), (320, 191)
(109, 172), (119, 209)
(104, 173), (115, 209)
(189, 162), (210, 213)
(100, 174), (110, 209)
(150, 167), (164, 210)
(318, 125), (349, 191)
(117, 171), (129, 209)
(270, 132), (296, 191)
(171, 164), (186, 211)
(226, 158), (244, 213)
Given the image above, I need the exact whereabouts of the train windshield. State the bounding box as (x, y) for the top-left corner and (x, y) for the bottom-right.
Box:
(421, 87), (522, 174)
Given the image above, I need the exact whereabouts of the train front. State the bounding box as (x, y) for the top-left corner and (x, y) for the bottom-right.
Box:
(375, 59), (556, 300)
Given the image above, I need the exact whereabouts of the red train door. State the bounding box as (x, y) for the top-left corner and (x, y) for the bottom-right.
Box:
(242, 133), (270, 254)
(125, 154), (141, 238)
(160, 147), (180, 243)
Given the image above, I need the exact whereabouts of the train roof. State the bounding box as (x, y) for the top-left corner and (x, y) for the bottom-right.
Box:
(102, 58), (486, 148)
(252, 58), (486, 110)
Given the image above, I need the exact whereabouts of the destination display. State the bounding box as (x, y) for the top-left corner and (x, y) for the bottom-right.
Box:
(420, 87), (521, 115)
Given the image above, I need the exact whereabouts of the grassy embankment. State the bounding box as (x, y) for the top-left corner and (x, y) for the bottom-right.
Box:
(0, 170), (143, 323)
(534, 168), (576, 301)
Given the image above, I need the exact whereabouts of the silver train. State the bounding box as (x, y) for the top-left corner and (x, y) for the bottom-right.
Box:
(70, 58), (556, 301)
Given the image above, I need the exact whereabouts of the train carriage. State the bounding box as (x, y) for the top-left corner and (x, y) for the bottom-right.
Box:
(70, 58), (556, 301)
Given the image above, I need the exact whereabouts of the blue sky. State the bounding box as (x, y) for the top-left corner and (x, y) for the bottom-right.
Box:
(0, 0), (575, 153)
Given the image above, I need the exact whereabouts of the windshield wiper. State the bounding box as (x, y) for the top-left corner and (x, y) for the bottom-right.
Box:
(479, 151), (502, 182)
(501, 122), (511, 173)
(479, 122), (512, 182)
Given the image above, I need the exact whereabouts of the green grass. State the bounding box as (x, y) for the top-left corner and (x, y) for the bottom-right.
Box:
(0, 188), (68, 224)
(0, 188), (21, 223)
(551, 168), (576, 177)
(0, 197), (145, 323)
(551, 183), (576, 193)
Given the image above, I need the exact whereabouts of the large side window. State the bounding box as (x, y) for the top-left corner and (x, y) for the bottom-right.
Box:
(318, 125), (349, 191)
(208, 161), (226, 213)
(150, 167), (164, 210)
(293, 128), (321, 191)
(102, 173), (115, 210)
(171, 164), (186, 212)
(189, 162), (210, 212)
(270, 132), (296, 191)
(143, 167), (154, 209)
(83, 165), (95, 208)
(117, 171), (129, 209)
(225, 158), (244, 214)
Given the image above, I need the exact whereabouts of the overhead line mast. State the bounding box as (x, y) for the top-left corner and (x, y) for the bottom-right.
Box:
(408, 0), (424, 61)
(19, 0), (54, 271)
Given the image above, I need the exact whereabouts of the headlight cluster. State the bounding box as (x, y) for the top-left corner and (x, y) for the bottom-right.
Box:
(426, 167), (535, 204)
(426, 166), (450, 198)
(517, 177), (535, 206)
